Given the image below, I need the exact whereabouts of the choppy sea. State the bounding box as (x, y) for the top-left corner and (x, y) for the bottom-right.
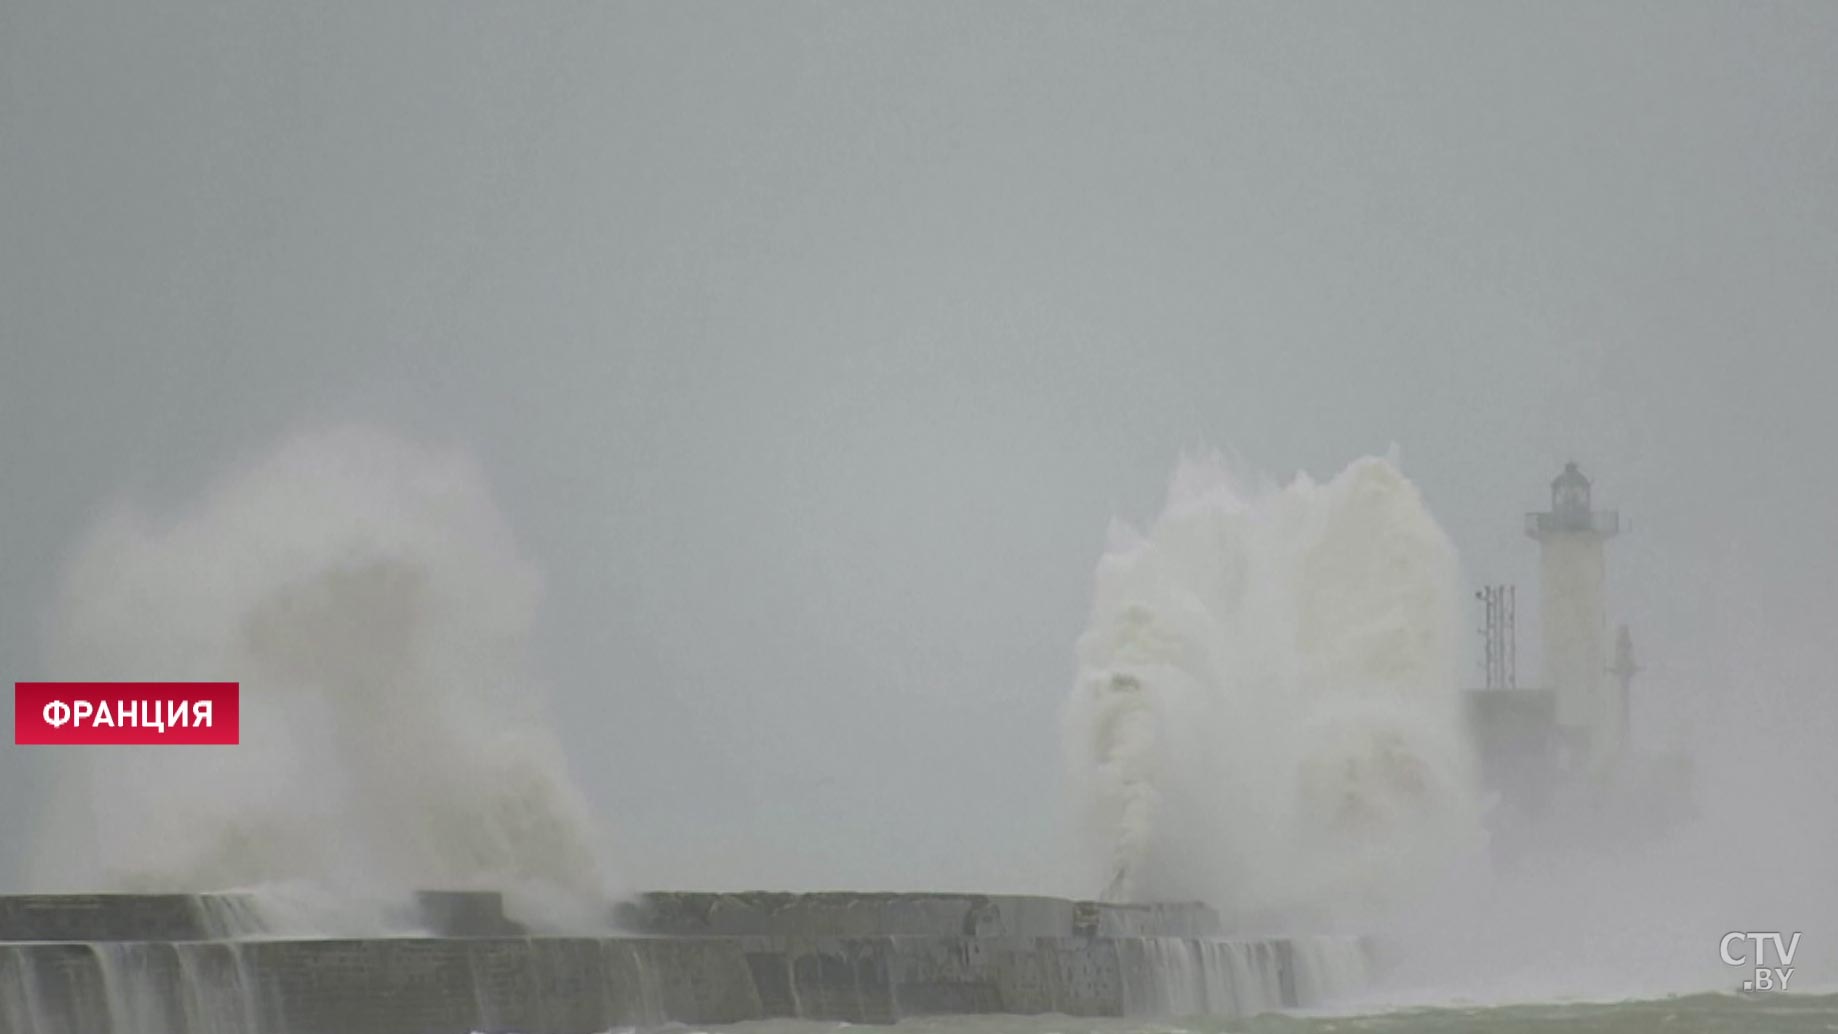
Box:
(661, 994), (1838, 1034)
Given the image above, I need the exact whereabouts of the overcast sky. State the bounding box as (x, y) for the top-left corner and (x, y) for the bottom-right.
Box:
(4, 2), (1836, 893)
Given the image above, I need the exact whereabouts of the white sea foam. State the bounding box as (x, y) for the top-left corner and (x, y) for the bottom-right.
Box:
(28, 425), (617, 926)
(1063, 453), (1484, 924)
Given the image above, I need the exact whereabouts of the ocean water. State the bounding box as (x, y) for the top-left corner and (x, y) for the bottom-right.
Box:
(1065, 453), (1481, 918)
(13, 436), (1829, 1033)
(29, 426), (617, 910)
(679, 994), (1838, 1034)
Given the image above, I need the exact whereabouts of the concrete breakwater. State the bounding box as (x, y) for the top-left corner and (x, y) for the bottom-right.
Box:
(0, 893), (1372, 1034)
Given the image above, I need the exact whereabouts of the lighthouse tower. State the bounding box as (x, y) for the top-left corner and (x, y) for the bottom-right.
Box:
(1526, 462), (1622, 771)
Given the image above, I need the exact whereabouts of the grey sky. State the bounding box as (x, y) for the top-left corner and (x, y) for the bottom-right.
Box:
(3, 2), (1835, 892)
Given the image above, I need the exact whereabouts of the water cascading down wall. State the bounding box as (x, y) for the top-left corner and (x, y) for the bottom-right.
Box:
(0, 891), (1373, 1034)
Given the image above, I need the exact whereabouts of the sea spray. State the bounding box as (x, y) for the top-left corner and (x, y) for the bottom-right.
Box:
(27, 425), (617, 926)
(1064, 453), (1483, 923)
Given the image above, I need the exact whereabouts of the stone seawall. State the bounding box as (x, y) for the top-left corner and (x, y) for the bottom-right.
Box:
(0, 891), (1223, 943)
(0, 891), (520, 942)
(0, 893), (1372, 1034)
(617, 892), (1224, 939)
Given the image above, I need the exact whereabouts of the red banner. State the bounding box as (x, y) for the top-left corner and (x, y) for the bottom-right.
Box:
(14, 682), (240, 745)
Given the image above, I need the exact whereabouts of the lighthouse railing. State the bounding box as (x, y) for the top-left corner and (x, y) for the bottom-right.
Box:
(1525, 510), (1620, 537)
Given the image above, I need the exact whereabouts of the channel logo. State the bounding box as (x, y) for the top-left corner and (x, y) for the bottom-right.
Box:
(13, 682), (240, 745)
(1722, 931), (1801, 992)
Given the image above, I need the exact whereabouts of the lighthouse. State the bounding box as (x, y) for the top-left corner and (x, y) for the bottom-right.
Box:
(1526, 462), (1623, 771)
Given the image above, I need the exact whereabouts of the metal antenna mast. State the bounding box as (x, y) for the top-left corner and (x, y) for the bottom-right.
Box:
(1476, 585), (1517, 689)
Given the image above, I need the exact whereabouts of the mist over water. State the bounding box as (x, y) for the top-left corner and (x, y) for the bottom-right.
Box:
(1064, 451), (1838, 1006)
(26, 426), (617, 929)
(14, 423), (1834, 1014)
(1382, 716), (1838, 1004)
(1063, 454), (1484, 926)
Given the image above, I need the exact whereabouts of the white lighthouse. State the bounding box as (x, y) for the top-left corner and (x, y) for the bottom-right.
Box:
(1526, 462), (1622, 771)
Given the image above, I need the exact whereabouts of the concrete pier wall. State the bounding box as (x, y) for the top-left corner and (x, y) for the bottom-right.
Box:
(0, 894), (1368, 1034)
(0, 896), (208, 942)
(615, 892), (1221, 939)
(0, 892), (1222, 943)
(1, 934), (1353, 1034)
(0, 891), (526, 941)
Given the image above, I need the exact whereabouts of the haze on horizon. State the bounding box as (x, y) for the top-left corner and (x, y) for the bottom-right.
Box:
(3, 1), (1836, 912)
